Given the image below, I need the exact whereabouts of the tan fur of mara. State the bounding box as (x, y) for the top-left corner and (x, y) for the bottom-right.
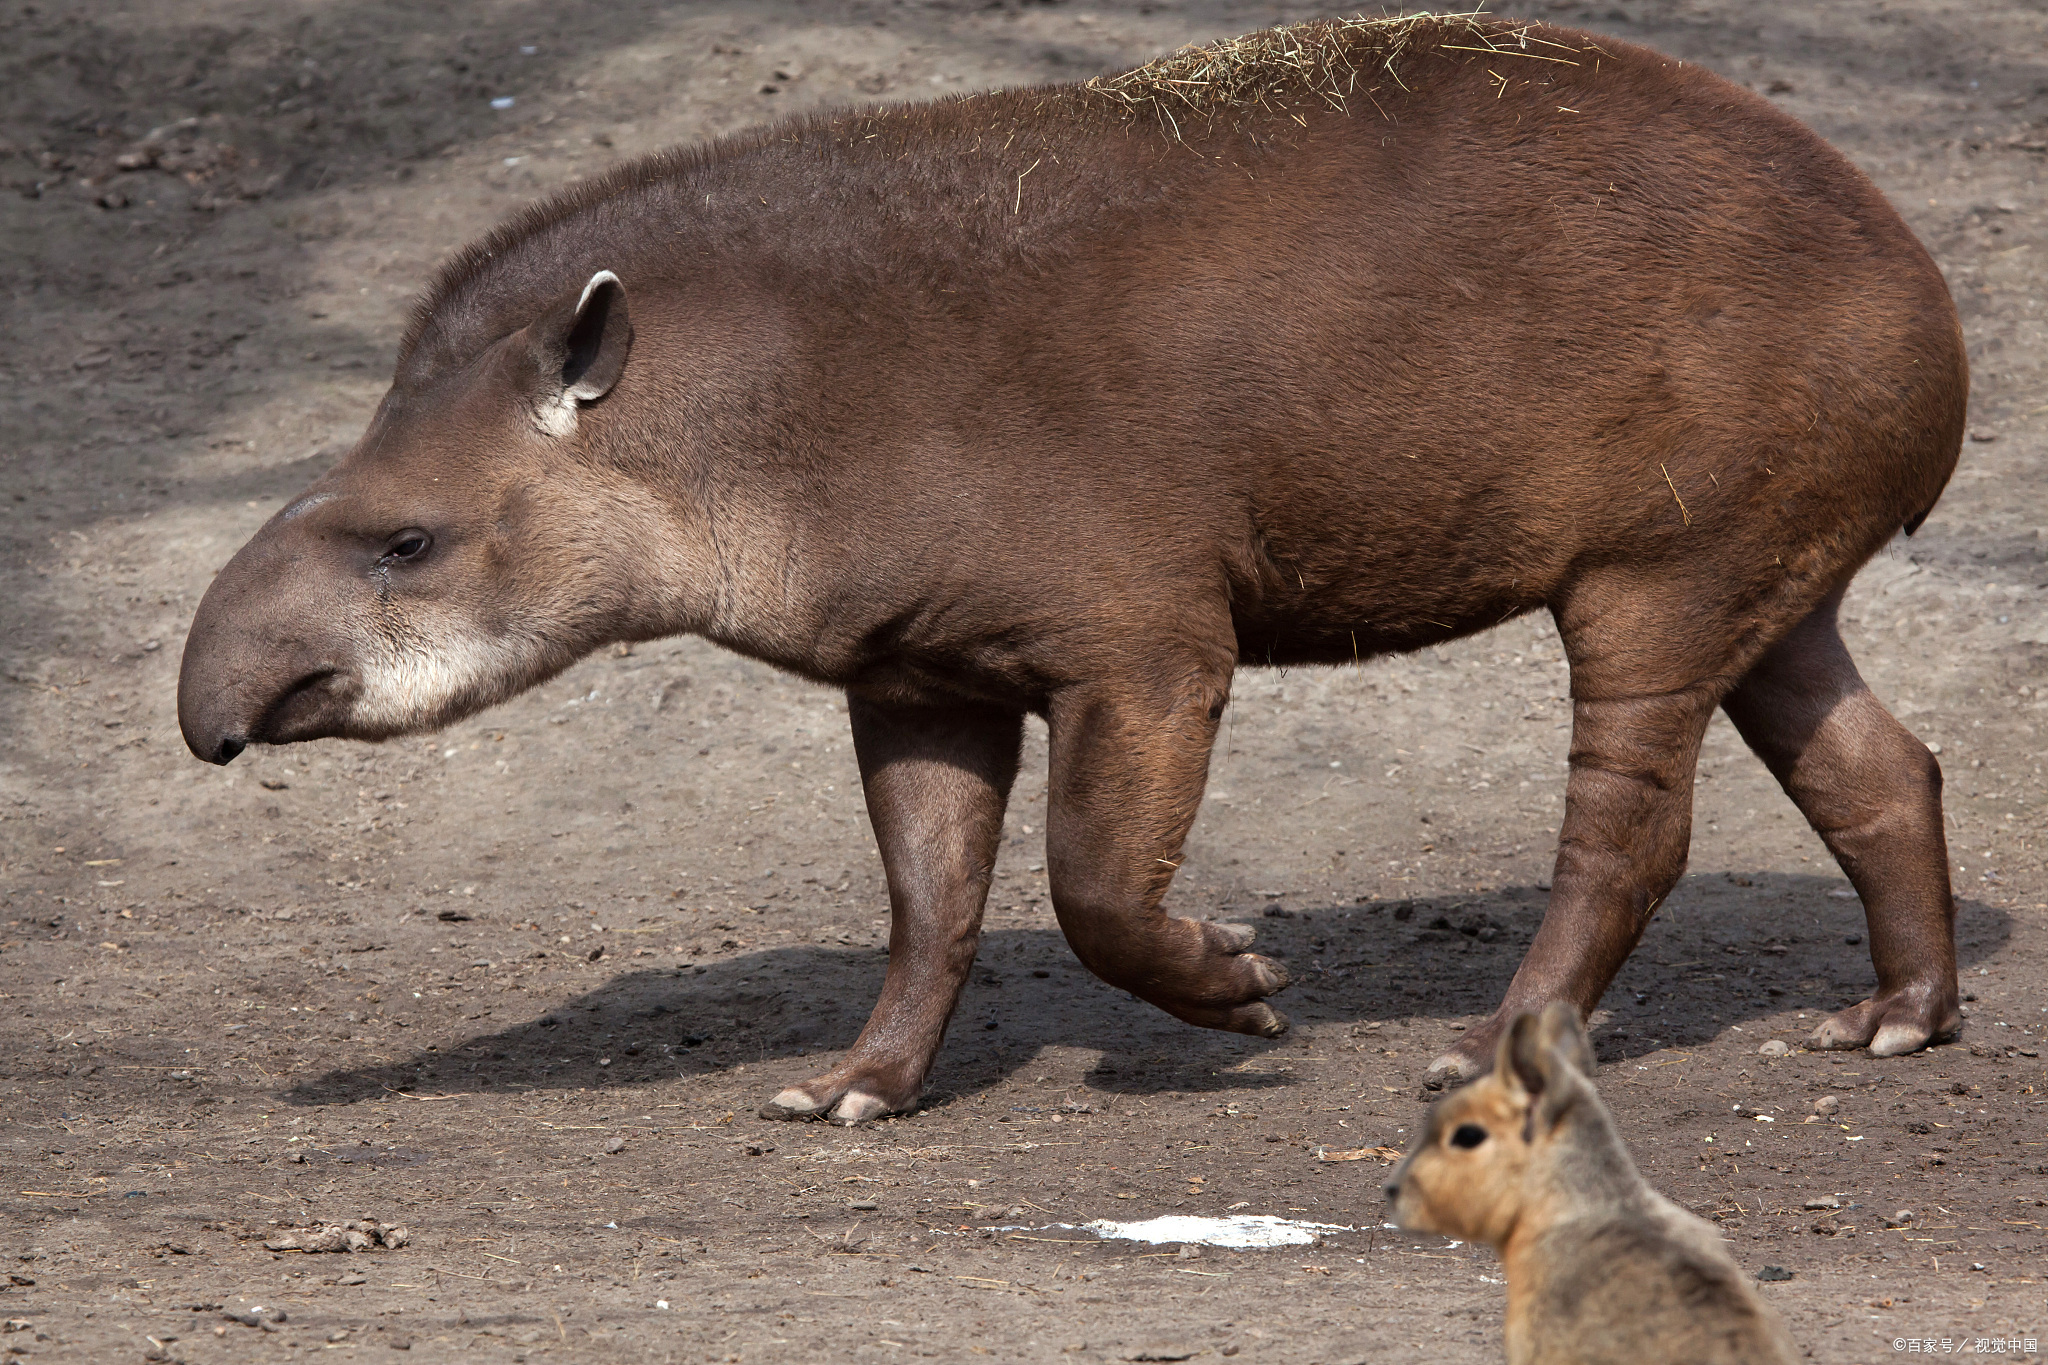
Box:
(1386, 1004), (1798, 1365)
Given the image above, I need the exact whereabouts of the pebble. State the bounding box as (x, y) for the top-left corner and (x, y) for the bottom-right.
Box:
(1802, 1196), (1840, 1210)
(1757, 1039), (1790, 1058)
(1813, 1095), (1841, 1115)
(849, 1199), (879, 1211)
(264, 1219), (408, 1254)
(603, 1136), (626, 1154)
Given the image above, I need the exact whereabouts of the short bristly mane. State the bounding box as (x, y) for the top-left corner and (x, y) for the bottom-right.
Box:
(396, 12), (1581, 379)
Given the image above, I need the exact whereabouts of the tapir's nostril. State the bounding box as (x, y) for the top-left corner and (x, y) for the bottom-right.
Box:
(215, 736), (247, 765)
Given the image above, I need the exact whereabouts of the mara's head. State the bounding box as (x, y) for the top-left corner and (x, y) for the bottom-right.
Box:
(1383, 1003), (1603, 1248)
(178, 268), (662, 764)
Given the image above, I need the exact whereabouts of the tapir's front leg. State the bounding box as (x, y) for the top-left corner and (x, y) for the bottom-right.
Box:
(1043, 665), (1290, 1037)
(760, 696), (1022, 1124)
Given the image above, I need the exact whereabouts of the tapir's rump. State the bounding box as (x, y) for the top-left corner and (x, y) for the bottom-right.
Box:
(179, 15), (1966, 1121)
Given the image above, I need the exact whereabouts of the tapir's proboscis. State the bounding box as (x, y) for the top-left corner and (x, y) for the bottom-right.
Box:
(179, 17), (1967, 1123)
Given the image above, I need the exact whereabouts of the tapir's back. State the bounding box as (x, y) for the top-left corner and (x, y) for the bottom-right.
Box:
(400, 14), (1963, 660)
(737, 17), (1961, 652)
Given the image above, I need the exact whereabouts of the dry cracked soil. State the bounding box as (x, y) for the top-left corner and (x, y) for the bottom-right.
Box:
(2, 0), (2046, 1362)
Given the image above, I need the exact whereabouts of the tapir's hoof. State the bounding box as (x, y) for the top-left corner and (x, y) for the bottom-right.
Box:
(1421, 1034), (1494, 1092)
(1141, 920), (1293, 1035)
(760, 1080), (907, 1126)
(1809, 987), (1960, 1058)
(1232, 1002), (1291, 1039)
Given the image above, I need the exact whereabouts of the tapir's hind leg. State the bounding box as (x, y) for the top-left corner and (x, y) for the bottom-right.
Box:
(1720, 590), (1960, 1056)
(760, 697), (1022, 1125)
(1423, 675), (1719, 1087)
(1043, 661), (1291, 1038)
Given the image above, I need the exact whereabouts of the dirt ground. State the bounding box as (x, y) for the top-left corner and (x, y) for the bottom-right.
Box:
(2, 0), (2045, 1361)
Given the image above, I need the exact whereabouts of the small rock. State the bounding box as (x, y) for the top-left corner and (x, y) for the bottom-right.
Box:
(1812, 1095), (1840, 1115)
(1802, 1195), (1840, 1210)
(603, 1136), (626, 1155)
(587, 945), (604, 962)
(264, 1219), (408, 1254)
(849, 1199), (879, 1212)
(1757, 1039), (1791, 1058)
(1885, 1210), (1915, 1228)
(1755, 1265), (1794, 1282)
(1968, 430), (1998, 443)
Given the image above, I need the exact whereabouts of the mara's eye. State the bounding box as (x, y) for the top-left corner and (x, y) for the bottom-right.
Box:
(1449, 1123), (1488, 1150)
(382, 531), (431, 563)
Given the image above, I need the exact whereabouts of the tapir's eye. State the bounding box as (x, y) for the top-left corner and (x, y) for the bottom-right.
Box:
(381, 531), (431, 564)
(1449, 1123), (1488, 1150)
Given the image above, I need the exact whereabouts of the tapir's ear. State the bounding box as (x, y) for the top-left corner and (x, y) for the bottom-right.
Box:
(531, 270), (632, 408)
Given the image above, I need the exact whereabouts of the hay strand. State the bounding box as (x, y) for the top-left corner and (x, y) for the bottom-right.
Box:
(1084, 10), (1541, 135)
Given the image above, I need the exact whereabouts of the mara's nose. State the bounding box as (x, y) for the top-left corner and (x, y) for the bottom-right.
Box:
(1382, 1179), (1401, 1202)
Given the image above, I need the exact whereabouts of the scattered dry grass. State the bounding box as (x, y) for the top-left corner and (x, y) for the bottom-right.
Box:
(1085, 11), (1573, 135)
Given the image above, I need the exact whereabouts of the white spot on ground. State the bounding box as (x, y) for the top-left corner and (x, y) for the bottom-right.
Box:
(976, 1215), (1353, 1249)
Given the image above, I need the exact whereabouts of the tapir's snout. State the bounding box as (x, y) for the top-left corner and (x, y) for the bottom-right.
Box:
(178, 530), (365, 763)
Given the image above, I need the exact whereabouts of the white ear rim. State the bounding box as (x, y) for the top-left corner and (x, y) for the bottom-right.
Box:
(576, 269), (621, 316)
(532, 270), (623, 436)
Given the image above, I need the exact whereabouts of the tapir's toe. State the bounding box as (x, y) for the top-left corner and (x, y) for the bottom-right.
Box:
(1224, 1002), (1290, 1038)
(760, 1087), (830, 1121)
(1208, 921), (1259, 955)
(1421, 1045), (1487, 1092)
(827, 1088), (893, 1125)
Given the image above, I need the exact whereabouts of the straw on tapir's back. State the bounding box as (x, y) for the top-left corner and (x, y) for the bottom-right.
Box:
(178, 16), (1966, 1124)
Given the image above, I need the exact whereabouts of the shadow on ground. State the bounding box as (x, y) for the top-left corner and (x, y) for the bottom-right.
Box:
(282, 874), (2009, 1109)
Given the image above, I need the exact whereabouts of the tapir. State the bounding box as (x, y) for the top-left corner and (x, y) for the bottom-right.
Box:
(178, 16), (1967, 1122)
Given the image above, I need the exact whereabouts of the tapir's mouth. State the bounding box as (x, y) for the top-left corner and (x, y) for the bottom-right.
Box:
(251, 666), (356, 744)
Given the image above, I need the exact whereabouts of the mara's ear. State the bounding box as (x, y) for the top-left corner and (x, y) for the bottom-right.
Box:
(527, 270), (633, 420)
(1497, 1011), (1547, 1109)
(1534, 1001), (1597, 1080)
(1502, 1004), (1597, 1139)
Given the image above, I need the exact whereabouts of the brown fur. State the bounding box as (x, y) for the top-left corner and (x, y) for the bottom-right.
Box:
(177, 17), (1966, 1121)
(1386, 1005), (1798, 1365)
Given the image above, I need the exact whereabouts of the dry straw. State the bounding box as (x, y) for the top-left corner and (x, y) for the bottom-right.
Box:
(1085, 11), (1566, 135)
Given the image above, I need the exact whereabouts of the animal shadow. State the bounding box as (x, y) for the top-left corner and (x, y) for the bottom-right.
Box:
(284, 875), (2009, 1107)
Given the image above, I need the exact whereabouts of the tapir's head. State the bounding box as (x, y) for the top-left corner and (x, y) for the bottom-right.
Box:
(179, 268), (663, 763)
